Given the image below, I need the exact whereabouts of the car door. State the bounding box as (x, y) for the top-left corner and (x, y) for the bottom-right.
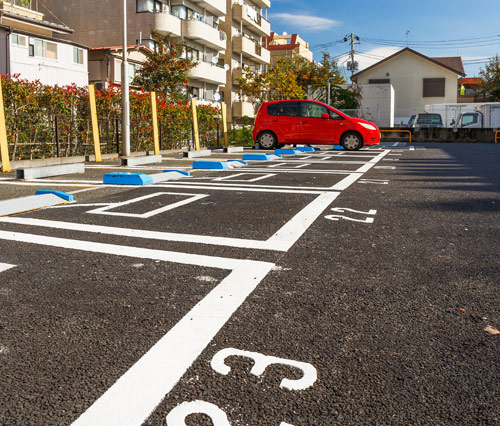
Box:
(299, 101), (340, 144)
(266, 101), (301, 143)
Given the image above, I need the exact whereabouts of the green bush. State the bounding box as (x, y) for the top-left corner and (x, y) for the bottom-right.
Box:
(0, 75), (221, 160)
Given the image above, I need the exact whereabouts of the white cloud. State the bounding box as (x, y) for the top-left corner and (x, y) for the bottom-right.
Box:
(271, 13), (340, 31)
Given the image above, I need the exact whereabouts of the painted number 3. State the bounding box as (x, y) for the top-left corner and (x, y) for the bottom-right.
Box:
(325, 207), (377, 223)
(165, 348), (317, 425)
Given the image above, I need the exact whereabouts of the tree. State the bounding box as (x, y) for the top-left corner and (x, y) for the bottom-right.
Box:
(238, 52), (359, 114)
(479, 55), (500, 101)
(133, 31), (195, 99)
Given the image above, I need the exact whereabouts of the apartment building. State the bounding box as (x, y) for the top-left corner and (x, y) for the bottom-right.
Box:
(40, 0), (227, 102)
(265, 32), (313, 63)
(0, 0), (88, 86)
(222, 0), (271, 124)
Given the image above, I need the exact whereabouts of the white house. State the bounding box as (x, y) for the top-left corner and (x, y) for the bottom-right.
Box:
(351, 48), (465, 125)
(0, 1), (88, 86)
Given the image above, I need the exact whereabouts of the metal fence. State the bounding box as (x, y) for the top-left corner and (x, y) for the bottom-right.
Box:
(5, 111), (220, 162)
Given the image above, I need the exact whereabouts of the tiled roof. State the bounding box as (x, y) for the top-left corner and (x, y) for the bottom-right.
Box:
(459, 77), (483, 85)
(432, 57), (465, 76)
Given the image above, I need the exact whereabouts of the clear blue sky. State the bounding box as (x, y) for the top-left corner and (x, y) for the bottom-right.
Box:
(268, 0), (500, 78)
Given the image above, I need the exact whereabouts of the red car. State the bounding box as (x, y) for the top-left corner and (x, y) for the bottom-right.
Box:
(252, 100), (380, 151)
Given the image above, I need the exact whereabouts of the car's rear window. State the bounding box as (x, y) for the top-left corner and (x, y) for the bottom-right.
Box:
(417, 114), (442, 124)
(267, 101), (300, 117)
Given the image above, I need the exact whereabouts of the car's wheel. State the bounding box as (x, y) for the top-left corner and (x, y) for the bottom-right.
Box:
(341, 132), (363, 151)
(258, 131), (277, 150)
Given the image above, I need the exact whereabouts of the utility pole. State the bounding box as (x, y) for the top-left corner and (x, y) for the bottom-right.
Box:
(349, 33), (359, 79)
(405, 30), (410, 47)
(344, 33), (359, 79)
(121, 0), (131, 157)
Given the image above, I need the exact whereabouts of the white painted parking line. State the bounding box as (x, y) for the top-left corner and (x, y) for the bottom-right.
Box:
(0, 181), (96, 188)
(359, 179), (389, 185)
(267, 163), (287, 168)
(293, 164), (310, 169)
(355, 150), (391, 173)
(266, 192), (339, 251)
(213, 173), (276, 182)
(0, 230), (243, 269)
(0, 263), (15, 273)
(0, 192), (340, 252)
(69, 187), (105, 195)
(71, 259), (274, 426)
(326, 151), (390, 191)
(240, 168), (352, 175)
(86, 192), (209, 219)
(154, 183), (331, 194)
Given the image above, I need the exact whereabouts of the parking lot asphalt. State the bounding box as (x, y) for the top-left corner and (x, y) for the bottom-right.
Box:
(1, 143), (499, 425)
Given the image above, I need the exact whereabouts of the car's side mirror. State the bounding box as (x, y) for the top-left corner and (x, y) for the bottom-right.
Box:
(321, 113), (329, 119)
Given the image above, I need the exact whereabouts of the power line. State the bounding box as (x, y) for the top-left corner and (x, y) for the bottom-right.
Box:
(310, 34), (500, 52)
(360, 34), (500, 44)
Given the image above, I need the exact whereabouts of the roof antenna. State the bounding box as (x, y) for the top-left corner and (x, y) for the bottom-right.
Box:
(405, 30), (410, 47)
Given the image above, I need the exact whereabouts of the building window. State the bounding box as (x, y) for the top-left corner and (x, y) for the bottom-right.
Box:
(73, 47), (84, 64)
(11, 34), (27, 47)
(137, 0), (163, 12)
(29, 39), (58, 59)
(423, 78), (445, 97)
(185, 47), (199, 61)
(171, 5), (188, 19)
(369, 79), (390, 84)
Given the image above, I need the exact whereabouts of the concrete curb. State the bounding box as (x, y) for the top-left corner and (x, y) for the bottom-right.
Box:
(227, 160), (248, 168)
(183, 150), (212, 159)
(16, 163), (85, 180)
(163, 170), (191, 176)
(103, 172), (154, 185)
(151, 171), (189, 183)
(192, 161), (230, 170)
(0, 192), (73, 216)
(242, 154), (282, 161)
(121, 155), (163, 167)
(275, 149), (300, 155)
(223, 147), (244, 153)
(35, 190), (74, 202)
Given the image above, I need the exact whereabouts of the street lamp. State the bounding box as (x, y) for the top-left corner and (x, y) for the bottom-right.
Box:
(121, 0), (131, 156)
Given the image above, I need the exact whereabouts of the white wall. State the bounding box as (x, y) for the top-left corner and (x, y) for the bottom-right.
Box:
(9, 34), (88, 87)
(355, 50), (459, 125)
(355, 83), (394, 127)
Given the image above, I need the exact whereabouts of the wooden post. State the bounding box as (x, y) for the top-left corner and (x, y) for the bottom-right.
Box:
(150, 91), (160, 155)
(191, 97), (200, 151)
(0, 79), (10, 172)
(88, 84), (102, 162)
(221, 101), (228, 148)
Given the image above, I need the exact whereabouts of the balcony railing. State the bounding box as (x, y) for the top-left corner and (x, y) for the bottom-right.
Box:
(233, 34), (270, 64)
(182, 18), (227, 50)
(233, 3), (271, 37)
(188, 61), (226, 85)
(151, 11), (182, 37)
